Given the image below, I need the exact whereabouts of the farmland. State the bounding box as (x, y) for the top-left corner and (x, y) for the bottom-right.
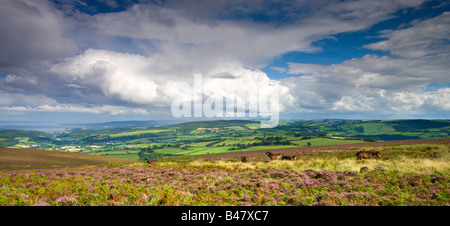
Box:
(1, 119), (449, 206)
(0, 138), (449, 206)
(1, 119), (449, 161)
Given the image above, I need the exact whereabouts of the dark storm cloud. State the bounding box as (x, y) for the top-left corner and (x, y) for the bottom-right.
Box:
(2, 0), (449, 121)
(0, 0), (78, 71)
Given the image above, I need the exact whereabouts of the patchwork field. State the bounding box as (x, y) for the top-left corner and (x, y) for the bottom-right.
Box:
(2, 119), (449, 162)
(1, 138), (448, 206)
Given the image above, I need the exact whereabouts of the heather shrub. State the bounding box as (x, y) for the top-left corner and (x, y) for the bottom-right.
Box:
(1, 144), (448, 206)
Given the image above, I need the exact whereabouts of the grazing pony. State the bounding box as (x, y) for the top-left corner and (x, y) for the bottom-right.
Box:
(265, 152), (283, 160)
(282, 155), (297, 160)
(356, 151), (381, 160)
(266, 152), (297, 161)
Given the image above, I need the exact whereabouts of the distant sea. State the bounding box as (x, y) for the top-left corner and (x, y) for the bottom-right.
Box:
(0, 120), (180, 133)
(0, 123), (80, 133)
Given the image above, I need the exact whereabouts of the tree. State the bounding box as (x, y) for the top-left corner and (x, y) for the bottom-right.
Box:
(138, 147), (154, 160)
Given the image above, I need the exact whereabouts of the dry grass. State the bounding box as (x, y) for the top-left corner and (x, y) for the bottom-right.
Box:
(158, 143), (450, 175)
(157, 158), (449, 175)
(0, 147), (134, 169)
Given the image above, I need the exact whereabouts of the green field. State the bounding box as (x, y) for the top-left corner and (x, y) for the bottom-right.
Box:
(1, 119), (449, 161)
(108, 129), (171, 138)
(1, 141), (449, 206)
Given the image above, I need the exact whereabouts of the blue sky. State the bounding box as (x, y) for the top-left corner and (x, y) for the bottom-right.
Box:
(0, 0), (449, 125)
(263, 1), (450, 79)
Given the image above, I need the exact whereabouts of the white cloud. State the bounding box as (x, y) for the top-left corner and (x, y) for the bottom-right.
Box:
(0, 91), (55, 107)
(1, 104), (150, 115)
(50, 49), (163, 105)
(284, 53), (450, 115)
(4, 0), (446, 121)
(47, 48), (296, 114)
(0, 89), (150, 115)
(86, 0), (426, 68)
(364, 11), (450, 58)
(283, 11), (450, 117)
(4, 74), (38, 86)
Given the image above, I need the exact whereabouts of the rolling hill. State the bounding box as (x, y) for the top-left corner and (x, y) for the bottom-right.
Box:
(0, 148), (134, 169)
(0, 119), (449, 161)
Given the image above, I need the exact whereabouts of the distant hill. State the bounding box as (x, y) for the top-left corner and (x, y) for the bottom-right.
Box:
(0, 129), (55, 140)
(0, 119), (449, 161)
(65, 120), (160, 129)
(0, 129), (55, 147)
(173, 120), (258, 131)
(0, 148), (134, 169)
(381, 119), (450, 131)
(63, 120), (183, 129)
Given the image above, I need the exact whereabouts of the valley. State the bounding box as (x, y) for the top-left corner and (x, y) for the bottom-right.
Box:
(1, 119), (449, 161)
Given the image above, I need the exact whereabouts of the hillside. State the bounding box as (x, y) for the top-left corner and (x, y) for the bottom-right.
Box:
(1, 138), (449, 206)
(0, 129), (55, 147)
(0, 148), (134, 169)
(0, 119), (449, 161)
(189, 138), (450, 161)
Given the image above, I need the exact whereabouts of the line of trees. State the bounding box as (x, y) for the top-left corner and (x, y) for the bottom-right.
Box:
(228, 136), (293, 151)
(137, 147), (179, 160)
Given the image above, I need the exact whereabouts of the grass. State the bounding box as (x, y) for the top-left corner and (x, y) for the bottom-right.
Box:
(160, 143), (450, 176)
(166, 137), (365, 157)
(162, 146), (449, 175)
(290, 138), (364, 146)
(0, 148), (134, 168)
(108, 129), (171, 138)
(361, 123), (396, 133)
(0, 142), (448, 206)
(4, 119), (449, 161)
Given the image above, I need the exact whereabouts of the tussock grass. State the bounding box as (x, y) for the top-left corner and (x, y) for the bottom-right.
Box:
(156, 157), (449, 175)
(157, 144), (450, 175)
(1, 143), (449, 206)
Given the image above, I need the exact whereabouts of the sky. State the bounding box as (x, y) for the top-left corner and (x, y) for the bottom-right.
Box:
(1, 0), (450, 125)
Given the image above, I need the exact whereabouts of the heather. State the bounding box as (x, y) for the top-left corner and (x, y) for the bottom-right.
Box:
(1, 156), (449, 206)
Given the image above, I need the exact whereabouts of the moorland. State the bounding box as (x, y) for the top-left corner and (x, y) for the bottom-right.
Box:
(1, 119), (449, 206)
(1, 119), (449, 161)
(0, 138), (449, 206)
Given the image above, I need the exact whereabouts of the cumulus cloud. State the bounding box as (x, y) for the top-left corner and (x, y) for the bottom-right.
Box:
(2, 0), (445, 122)
(284, 10), (450, 118)
(1, 104), (150, 115)
(48, 48), (296, 114)
(286, 54), (450, 104)
(50, 49), (162, 105)
(365, 11), (450, 58)
(86, 0), (426, 67)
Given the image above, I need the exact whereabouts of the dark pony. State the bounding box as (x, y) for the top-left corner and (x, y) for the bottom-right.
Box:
(265, 152), (283, 160)
(282, 155), (297, 160)
(356, 151), (381, 160)
(265, 152), (297, 160)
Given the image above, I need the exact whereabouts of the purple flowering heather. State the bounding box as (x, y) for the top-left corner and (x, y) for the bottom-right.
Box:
(56, 196), (77, 204)
(1, 157), (449, 206)
(266, 183), (279, 189)
(375, 166), (387, 171)
(33, 199), (49, 206)
(300, 179), (318, 187)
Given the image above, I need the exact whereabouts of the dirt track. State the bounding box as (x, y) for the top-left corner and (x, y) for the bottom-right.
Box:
(198, 138), (450, 160)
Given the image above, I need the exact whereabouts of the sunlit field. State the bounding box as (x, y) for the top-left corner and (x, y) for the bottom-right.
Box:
(1, 143), (448, 206)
